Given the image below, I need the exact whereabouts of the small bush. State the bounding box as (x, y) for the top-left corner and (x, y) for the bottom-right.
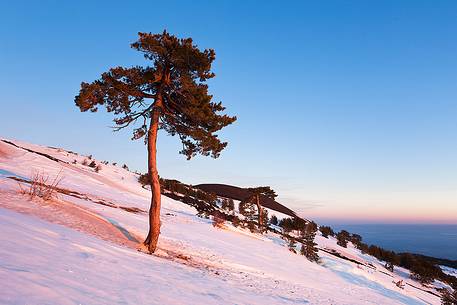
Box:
(247, 220), (257, 233)
(319, 226), (335, 238)
(441, 288), (457, 305)
(385, 262), (394, 272)
(95, 164), (102, 173)
(336, 230), (349, 248)
(232, 217), (240, 227)
(269, 215), (278, 225)
(138, 173), (150, 186)
(18, 170), (63, 201)
(288, 237), (297, 253)
(394, 280), (405, 289)
(212, 212), (225, 229)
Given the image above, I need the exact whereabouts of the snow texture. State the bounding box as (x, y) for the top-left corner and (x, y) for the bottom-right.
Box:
(0, 138), (445, 304)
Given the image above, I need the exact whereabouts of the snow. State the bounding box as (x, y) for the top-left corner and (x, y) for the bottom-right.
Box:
(441, 265), (457, 278)
(0, 138), (444, 304)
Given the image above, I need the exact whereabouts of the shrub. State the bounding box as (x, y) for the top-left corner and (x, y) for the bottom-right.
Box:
(18, 170), (63, 201)
(270, 215), (278, 226)
(336, 230), (350, 248)
(279, 217), (307, 233)
(232, 217), (240, 227)
(385, 262), (394, 272)
(212, 212), (225, 228)
(319, 226), (335, 238)
(247, 220), (257, 233)
(441, 288), (457, 305)
(138, 173), (150, 186)
(300, 222), (319, 262)
(239, 200), (256, 220)
(221, 198), (235, 211)
(410, 263), (436, 285)
(288, 237), (297, 253)
(350, 233), (363, 247)
(394, 280), (405, 289)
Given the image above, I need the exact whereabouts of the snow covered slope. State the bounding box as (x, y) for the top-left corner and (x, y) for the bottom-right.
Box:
(0, 138), (446, 304)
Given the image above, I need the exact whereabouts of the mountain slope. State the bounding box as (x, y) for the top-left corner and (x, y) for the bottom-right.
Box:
(0, 138), (447, 304)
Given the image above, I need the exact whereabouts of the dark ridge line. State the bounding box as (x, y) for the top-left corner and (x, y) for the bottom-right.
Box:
(7, 176), (145, 214)
(194, 183), (298, 218)
(405, 283), (441, 298)
(318, 247), (373, 268)
(1, 140), (68, 164)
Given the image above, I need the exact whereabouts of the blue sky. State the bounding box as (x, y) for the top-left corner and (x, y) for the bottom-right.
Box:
(1, 1), (456, 223)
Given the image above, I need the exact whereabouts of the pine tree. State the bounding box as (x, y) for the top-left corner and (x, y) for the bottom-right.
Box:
(336, 230), (350, 248)
(279, 217), (294, 234)
(300, 222), (319, 262)
(239, 200), (256, 220)
(350, 233), (363, 248)
(244, 186), (277, 232)
(288, 237), (297, 253)
(221, 198), (235, 212)
(270, 215), (278, 226)
(300, 244), (306, 255)
(228, 198), (235, 212)
(441, 288), (457, 305)
(221, 198), (229, 210)
(75, 31), (236, 253)
(319, 225), (334, 238)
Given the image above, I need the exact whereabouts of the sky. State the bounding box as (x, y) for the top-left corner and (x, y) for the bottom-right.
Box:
(1, 1), (456, 224)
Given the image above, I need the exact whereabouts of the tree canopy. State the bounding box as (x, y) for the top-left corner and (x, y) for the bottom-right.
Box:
(75, 30), (236, 159)
(246, 186), (278, 199)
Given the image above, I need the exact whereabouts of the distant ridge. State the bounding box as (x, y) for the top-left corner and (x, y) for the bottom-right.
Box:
(194, 183), (298, 218)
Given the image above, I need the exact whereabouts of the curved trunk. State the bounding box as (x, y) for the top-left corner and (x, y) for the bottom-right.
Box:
(143, 102), (162, 253)
(255, 194), (263, 230)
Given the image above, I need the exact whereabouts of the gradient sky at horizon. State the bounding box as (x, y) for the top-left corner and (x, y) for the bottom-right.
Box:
(1, 1), (456, 224)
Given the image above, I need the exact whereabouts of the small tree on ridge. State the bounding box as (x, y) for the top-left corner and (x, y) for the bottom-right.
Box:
(244, 186), (277, 232)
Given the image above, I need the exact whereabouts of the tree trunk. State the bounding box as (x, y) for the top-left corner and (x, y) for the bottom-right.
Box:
(143, 101), (162, 253)
(255, 194), (263, 230)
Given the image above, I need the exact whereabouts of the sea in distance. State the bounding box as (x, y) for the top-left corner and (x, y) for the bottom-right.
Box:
(331, 224), (457, 260)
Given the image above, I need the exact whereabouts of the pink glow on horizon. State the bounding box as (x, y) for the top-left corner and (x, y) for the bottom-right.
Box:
(293, 203), (457, 224)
